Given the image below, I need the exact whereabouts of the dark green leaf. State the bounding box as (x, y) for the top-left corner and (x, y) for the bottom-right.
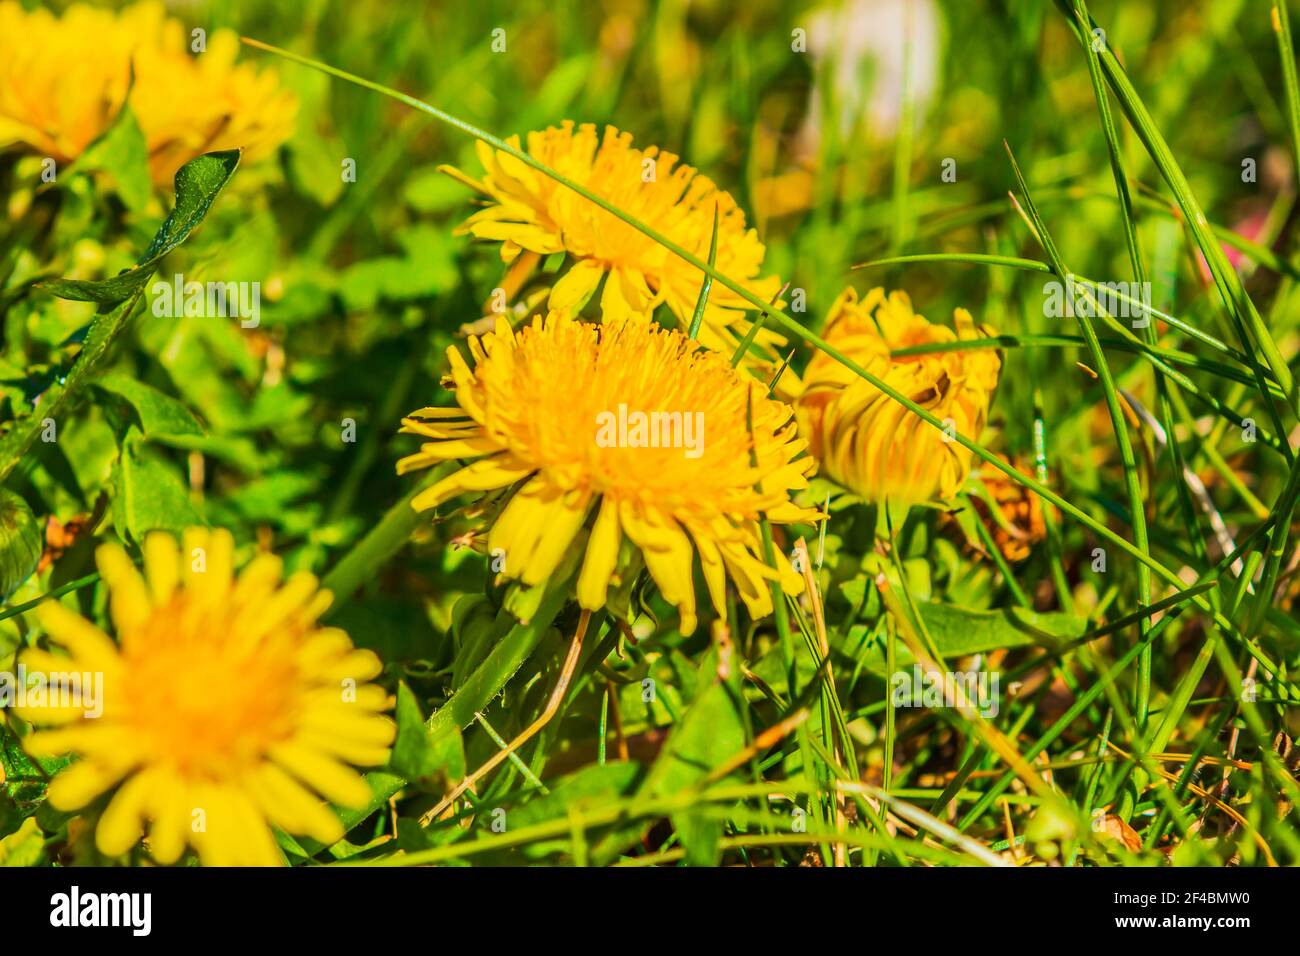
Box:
(390, 683), (461, 783)
(93, 373), (204, 441)
(641, 675), (746, 797)
(0, 490), (42, 603)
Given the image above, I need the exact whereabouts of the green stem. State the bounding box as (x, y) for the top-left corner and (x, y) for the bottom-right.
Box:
(321, 469), (441, 612)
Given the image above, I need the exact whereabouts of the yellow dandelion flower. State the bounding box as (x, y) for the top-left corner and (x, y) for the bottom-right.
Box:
(445, 121), (786, 358)
(795, 287), (1002, 507)
(17, 528), (394, 867)
(0, 1), (296, 185)
(0, 2), (140, 163)
(397, 312), (819, 635)
(130, 15), (297, 185)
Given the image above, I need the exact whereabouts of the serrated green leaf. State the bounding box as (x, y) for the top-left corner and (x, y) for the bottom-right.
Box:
(590, 661), (744, 865)
(642, 676), (747, 797)
(838, 602), (1084, 675)
(111, 431), (203, 542)
(1, 732), (70, 807)
(907, 601), (1087, 658)
(328, 583), (571, 840)
(670, 808), (723, 867)
(450, 594), (498, 688)
(93, 373), (204, 441)
(0, 150), (241, 484)
(500, 761), (643, 862)
(39, 149), (242, 306)
(754, 599), (1087, 692)
(390, 683), (461, 783)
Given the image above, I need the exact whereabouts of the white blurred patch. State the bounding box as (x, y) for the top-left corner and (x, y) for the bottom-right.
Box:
(804, 0), (941, 143)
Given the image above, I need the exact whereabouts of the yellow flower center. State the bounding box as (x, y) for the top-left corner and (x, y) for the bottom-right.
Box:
(471, 317), (795, 519)
(118, 598), (300, 779)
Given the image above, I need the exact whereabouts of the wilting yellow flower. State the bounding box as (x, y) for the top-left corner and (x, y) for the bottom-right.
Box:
(444, 121), (786, 358)
(795, 287), (1001, 506)
(0, 1), (296, 185)
(398, 312), (818, 634)
(17, 529), (393, 867)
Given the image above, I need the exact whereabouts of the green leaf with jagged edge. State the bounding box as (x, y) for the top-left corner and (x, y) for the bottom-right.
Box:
(0, 489), (41, 603)
(92, 372), (205, 441)
(110, 429), (203, 544)
(0, 730), (70, 818)
(894, 601), (1087, 662)
(390, 683), (463, 785)
(858, 601), (1085, 675)
(0, 790), (21, 841)
(0, 150), (242, 484)
(38, 149), (242, 306)
(493, 762), (643, 862)
(448, 593), (498, 689)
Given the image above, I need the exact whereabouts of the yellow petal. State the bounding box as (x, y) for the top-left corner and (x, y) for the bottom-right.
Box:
(490, 480), (590, 586)
(146, 774), (191, 865)
(319, 649), (385, 685)
(621, 503), (698, 635)
(232, 553), (284, 608)
(296, 728), (392, 767)
(549, 258), (605, 312)
(692, 530), (728, 621)
(269, 743), (373, 809)
(142, 531), (179, 607)
(95, 770), (155, 857)
(227, 790), (283, 867)
(250, 764), (345, 845)
(600, 265), (654, 319)
(46, 759), (130, 811)
(95, 543), (151, 633)
(410, 456), (532, 512)
(34, 601), (120, 672)
(577, 496), (622, 610)
(183, 526), (234, 603)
